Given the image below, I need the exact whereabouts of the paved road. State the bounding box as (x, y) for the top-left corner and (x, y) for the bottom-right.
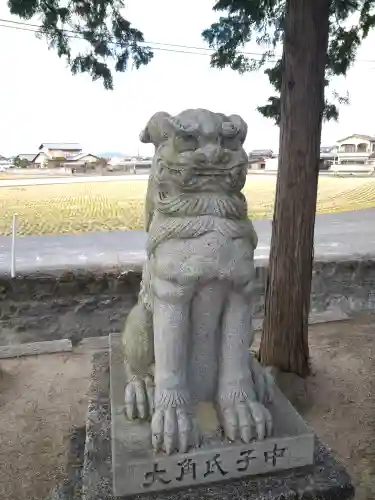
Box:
(0, 209), (374, 274)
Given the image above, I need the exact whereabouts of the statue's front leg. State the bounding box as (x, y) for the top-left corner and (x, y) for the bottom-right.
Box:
(151, 278), (199, 455)
(217, 287), (273, 444)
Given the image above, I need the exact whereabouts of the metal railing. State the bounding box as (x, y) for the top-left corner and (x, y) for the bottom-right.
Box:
(11, 213), (17, 278)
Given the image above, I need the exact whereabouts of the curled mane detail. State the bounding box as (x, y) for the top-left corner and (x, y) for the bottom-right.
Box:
(147, 215), (258, 256)
(155, 192), (248, 219)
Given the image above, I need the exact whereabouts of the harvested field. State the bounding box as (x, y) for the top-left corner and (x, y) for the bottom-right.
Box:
(1, 176), (375, 236)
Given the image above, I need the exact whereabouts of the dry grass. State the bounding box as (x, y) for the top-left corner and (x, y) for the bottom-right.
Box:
(1, 176), (375, 236)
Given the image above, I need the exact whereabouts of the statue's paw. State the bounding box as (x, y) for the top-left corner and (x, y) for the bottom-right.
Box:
(124, 375), (154, 421)
(218, 390), (273, 443)
(151, 402), (200, 455)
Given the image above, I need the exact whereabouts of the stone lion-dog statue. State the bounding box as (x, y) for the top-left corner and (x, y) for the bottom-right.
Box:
(121, 108), (274, 455)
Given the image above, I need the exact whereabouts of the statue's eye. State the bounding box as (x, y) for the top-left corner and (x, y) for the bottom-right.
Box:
(174, 135), (198, 152)
(220, 136), (239, 151)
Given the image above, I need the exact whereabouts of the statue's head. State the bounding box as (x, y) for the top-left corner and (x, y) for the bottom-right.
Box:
(139, 109), (249, 194)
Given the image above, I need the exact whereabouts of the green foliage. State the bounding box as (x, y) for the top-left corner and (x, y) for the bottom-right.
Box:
(202, 0), (375, 123)
(13, 156), (30, 168)
(7, 0), (153, 89)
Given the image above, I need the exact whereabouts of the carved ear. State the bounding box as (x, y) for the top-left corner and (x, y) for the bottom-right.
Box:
(139, 111), (173, 147)
(228, 114), (248, 144)
(139, 128), (151, 144)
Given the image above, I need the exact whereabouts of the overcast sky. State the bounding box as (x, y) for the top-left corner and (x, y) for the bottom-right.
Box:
(1, 0), (375, 157)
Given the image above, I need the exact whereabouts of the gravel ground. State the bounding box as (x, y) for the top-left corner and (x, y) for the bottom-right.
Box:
(0, 351), (91, 500)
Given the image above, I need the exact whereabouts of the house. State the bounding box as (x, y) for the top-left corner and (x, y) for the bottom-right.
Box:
(334, 134), (375, 165)
(14, 153), (36, 162)
(12, 154), (36, 168)
(32, 143), (83, 167)
(64, 153), (100, 165)
(32, 152), (49, 167)
(319, 146), (338, 169)
(0, 154), (11, 171)
(248, 149), (275, 170)
(264, 157), (279, 170)
(107, 156), (152, 173)
(31, 143), (101, 169)
(38, 142), (82, 157)
(63, 153), (102, 172)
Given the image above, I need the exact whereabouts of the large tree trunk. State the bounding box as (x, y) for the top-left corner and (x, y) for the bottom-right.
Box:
(259, 0), (331, 377)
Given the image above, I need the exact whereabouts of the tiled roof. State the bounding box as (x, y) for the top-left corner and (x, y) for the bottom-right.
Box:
(320, 146), (336, 153)
(65, 153), (99, 161)
(249, 149), (274, 156)
(337, 134), (375, 143)
(17, 154), (37, 161)
(39, 143), (82, 151)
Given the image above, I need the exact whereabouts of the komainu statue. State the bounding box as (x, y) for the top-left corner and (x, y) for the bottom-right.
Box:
(121, 109), (274, 456)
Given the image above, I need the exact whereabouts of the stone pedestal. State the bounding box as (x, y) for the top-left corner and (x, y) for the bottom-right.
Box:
(110, 334), (315, 497)
(81, 350), (355, 500)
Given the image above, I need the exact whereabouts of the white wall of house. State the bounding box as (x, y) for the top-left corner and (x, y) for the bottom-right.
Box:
(248, 162), (266, 170)
(336, 136), (375, 152)
(33, 152), (50, 167)
(264, 157), (279, 170)
(40, 147), (82, 158)
(77, 154), (98, 163)
(333, 135), (375, 165)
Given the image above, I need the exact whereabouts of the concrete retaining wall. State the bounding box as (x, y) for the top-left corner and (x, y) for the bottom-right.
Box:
(1, 256), (375, 346)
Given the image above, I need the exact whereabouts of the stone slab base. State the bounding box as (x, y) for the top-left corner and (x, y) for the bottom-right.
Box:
(110, 334), (315, 496)
(82, 351), (355, 500)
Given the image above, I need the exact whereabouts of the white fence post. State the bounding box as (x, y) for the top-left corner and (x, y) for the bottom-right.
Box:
(11, 213), (18, 278)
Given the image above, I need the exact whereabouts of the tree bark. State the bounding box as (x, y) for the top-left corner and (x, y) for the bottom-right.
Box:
(259, 0), (331, 377)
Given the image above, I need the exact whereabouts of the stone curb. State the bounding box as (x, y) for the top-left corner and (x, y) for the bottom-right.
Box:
(0, 309), (351, 361)
(0, 339), (72, 359)
(252, 310), (350, 331)
(2, 251), (375, 279)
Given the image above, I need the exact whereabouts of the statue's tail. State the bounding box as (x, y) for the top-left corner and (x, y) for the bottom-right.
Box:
(121, 260), (154, 376)
(121, 301), (154, 376)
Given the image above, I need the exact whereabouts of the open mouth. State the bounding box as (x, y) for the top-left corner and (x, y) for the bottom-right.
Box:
(193, 160), (247, 174)
(163, 160), (247, 174)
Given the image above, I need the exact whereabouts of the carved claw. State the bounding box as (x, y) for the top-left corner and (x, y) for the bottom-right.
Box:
(151, 405), (200, 455)
(250, 361), (276, 405)
(124, 375), (154, 421)
(218, 386), (273, 443)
